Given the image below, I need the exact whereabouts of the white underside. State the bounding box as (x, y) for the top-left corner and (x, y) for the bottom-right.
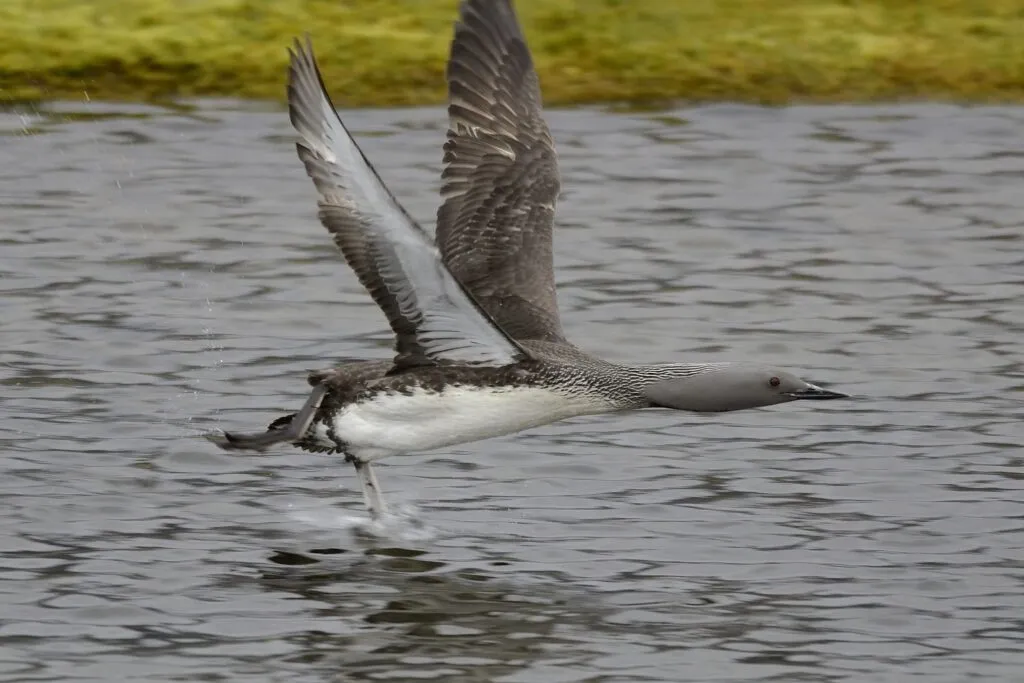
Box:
(315, 385), (617, 460)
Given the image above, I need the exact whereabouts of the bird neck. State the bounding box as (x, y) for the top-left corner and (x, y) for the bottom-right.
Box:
(616, 361), (730, 386)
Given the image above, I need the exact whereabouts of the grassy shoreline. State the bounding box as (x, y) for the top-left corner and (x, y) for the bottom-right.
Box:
(3, 0), (1024, 106)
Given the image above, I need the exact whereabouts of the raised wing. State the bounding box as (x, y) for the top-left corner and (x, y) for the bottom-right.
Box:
(436, 0), (565, 343)
(287, 37), (527, 369)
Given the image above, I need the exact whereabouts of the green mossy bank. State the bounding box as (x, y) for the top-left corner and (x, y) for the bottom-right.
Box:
(3, 0), (1024, 106)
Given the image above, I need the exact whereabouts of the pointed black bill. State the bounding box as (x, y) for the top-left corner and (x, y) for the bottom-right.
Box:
(786, 384), (849, 400)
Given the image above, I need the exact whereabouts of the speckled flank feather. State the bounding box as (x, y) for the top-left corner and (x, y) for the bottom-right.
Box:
(284, 343), (622, 455)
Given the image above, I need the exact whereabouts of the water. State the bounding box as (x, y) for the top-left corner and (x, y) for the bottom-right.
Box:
(2, 99), (1022, 682)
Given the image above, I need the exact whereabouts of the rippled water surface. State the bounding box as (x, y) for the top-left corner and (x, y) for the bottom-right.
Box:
(3, 100), (1023, 682)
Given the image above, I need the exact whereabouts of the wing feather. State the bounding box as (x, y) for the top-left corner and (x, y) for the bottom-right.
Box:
(436, 0), (564, 343)
(288, 37), (526, 368)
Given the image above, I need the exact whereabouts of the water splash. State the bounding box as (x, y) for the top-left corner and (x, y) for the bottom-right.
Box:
(286, 499), (438, 543)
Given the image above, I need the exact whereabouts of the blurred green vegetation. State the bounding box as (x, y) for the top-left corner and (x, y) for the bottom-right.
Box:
(2, 0), (1024, 105)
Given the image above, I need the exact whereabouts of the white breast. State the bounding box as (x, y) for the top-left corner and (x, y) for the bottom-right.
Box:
(327, 385), (616, 460)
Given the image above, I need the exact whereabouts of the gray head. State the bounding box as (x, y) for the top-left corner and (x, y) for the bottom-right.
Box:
(642, 365), (847, 413)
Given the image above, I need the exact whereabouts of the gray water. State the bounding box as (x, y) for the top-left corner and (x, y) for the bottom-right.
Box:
(2, 99), (1022, 682)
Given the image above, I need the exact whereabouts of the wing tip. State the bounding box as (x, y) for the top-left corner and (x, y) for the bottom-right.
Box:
(285, 32), (349, 173)
(455, 0), (522, 44)
(286, 33), (339, 132)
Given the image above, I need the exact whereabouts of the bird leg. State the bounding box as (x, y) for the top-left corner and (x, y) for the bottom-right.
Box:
(208, 384), (327, 452)
(352, 459), (388, 518)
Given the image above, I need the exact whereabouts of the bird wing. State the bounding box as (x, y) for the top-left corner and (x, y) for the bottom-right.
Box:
(288, 37), (527, 369)
(435, 0), (565, 343)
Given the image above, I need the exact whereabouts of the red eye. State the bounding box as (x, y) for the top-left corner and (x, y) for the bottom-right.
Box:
(769, 377), (781, 387)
